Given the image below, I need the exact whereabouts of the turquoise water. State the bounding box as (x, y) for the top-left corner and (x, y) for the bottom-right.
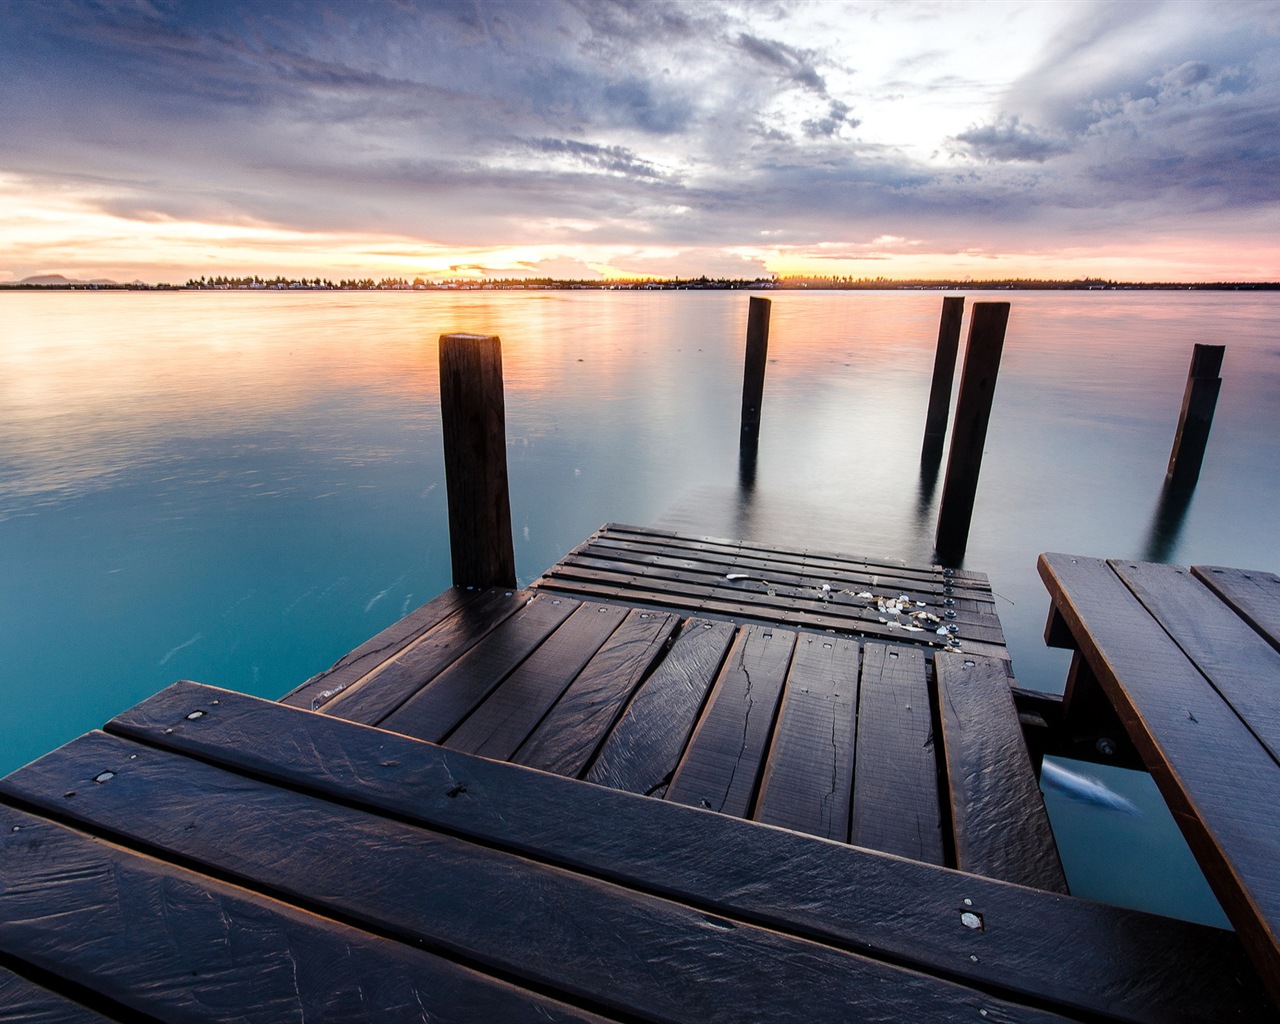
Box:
(3, 288), (1278, 926)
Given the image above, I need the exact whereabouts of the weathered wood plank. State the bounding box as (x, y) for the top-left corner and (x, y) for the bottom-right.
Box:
(850, 643), (944, 863)
(1192, 565), (1280, 656)
(2, 735), (1082, 1024)
(0, 805), (610, 1024)
(444, 602), (627, 759)
(281, 586), (483, 710)
(107, 682), (1276, 1023)
(754, 634), (859, 841)
(322, 586), (528, 724)
(0, 966), (117, 1024)
(512, 609), (679, 777)
(597, 523), (992, 587)
(380, 594), (580, 742)
(536, 564), (1006, 649)
(935, 653), (1068, 892)
(666, 625), (795, 817)
(551, 552), (1001, 635)
(585, 618), (736, 796)
(1040, 551), (1280, 1004)
(1112, 559), (1280, 767)
(574, 533), (994, 600)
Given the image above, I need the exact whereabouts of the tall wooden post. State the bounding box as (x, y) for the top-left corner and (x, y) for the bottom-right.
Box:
(934, 302), (1010, 566)
(1165, 344), (1224, 489)
(740, 296), (772, 444)
(921, 296), (965, 461)
(439, 333), (517, 588)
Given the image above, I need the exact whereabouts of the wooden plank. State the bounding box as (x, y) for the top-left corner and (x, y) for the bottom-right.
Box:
(379, 594), (579, 742)
(935, 653), (1068, 892)
(107, 681), (1278, 1023)
(511, 609), (679, 777)
(445, 602), (628, 759)
(585, 618), (736, 796)
(553, 550), (1000, 632)
(0, 966), (117, 1024)
(753, 634), (859, 841)
(850, 642), (944, 863)
(1040, 551), (1280, 1004)
(536, 564), (1006, 647)
(281, 585), (483, 710)
(0, 805), (611, 1024)
(322, 586), (528, 724)
(1193, 565), (1280, 656)
(2, 735), (1083, 1024)
(666, 625), (795, 817)
(570, 533), (996, 603)
(1112, 559), (1280, 766)
(598, 523), (992, 587)
(533, 575), (1013, 662)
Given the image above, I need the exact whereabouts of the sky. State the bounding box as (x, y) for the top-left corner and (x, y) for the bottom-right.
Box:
(1, 0), (1278, 284)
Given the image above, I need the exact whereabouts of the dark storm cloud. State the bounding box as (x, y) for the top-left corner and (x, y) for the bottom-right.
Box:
(1, 0), (1278, 261)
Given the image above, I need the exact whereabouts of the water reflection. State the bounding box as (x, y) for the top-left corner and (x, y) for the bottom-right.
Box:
(1142, 478), (1197, 564)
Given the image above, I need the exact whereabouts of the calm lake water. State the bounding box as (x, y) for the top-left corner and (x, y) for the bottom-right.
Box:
(3, 288), (1278, 926)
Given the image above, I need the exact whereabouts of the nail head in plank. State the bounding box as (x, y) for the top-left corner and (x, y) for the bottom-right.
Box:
(935, 652), (1068, 893)
(105, 681), (1278, 1023)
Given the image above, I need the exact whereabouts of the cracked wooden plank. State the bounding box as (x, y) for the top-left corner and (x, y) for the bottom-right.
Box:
(754, 634), (860, 842)
(666, 625), (795, 817)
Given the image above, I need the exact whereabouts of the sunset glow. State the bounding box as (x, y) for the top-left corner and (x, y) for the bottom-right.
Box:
(2, 1), (1278, 284)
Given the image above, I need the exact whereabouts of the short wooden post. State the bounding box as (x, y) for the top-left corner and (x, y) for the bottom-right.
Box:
(740, 296), (772, 444)
(439, 333), (517, 589)
(1165, 344), (1224, 488)
(921, 296), (965, 461)
(934, 302), (1010, 566)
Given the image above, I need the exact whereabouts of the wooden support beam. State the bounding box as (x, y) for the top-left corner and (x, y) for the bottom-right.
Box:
(439, 333), (517, 589)
(1166, 343), (1224, 488)
(740, 296), (771, 445)
(920, 296), (965, 461)
(934, 302), (1010, 566)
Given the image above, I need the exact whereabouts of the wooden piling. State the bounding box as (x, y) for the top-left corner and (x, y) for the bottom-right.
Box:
(439, 333), (517, 589)
(934, 302), (1010, 566)
(1165, 344), (1224, 488)
(740, 296), (772, 444)
(921, 296), (965, 461)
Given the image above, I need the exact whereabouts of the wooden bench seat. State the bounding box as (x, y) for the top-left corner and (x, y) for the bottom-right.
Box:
(1039, 553), (1280, 1005)
(2, 682), (1272, 1022)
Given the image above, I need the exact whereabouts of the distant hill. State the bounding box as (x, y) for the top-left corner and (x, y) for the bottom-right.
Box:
(16, 273), (122, 286)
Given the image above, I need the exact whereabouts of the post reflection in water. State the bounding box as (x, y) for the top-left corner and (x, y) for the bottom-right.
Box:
(1143, 479), (1198, 565)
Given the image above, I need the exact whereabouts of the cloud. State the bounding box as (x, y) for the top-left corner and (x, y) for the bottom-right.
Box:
(952, 115), (1069, 163)
(1, 0), (1278, 281)
(735, 32), (827, 94)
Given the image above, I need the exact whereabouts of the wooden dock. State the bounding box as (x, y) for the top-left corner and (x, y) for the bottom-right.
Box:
(1, 527), (1277, 1021)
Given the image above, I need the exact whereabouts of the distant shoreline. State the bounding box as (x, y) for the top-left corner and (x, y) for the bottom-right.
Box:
(3, 276), (1279, 292)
